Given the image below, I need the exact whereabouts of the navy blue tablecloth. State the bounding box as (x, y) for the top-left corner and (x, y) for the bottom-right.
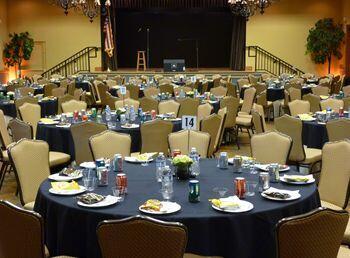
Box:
(36, 118), (182, 159)
(34, 160), (320, 258)
(0, 99), (57, 118)
(240, 87), (313, 102)
(302, 121), (328, 149)
(75, 82), (91, 92)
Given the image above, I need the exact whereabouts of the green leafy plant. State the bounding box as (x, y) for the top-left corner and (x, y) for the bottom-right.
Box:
(306, 18), (345, 74)
(3, 32), (34, 78)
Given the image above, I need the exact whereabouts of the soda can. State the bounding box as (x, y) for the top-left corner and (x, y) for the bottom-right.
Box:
(218, 152), (228, 169)
(138, 108), (143, 117)
(73, 110), (79, 121)
(234, 177), (246, 199)
(189, 180), (200, 203)
(151, 110), (157, 120)
(339, 107), (344, 117)
(268, 163), (280, 183)
(116, 173), (128, 194)
(258, 172), (270, 192)
(82, 114), (88, 121)
(172, 149), (181, 158)
(97, 167), (108, 186)
(113, 154), (123, 172)
(233, 156), (242, 173)
(95, 158), (105, 168)
(91, 108), (97, 118)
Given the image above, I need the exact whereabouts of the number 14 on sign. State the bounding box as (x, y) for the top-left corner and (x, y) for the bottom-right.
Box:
(182, 116), (197, 130)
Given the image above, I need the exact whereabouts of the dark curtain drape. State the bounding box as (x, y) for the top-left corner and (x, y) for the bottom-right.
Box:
(101, 0), (246, 71)
(230, 16), (246, 70)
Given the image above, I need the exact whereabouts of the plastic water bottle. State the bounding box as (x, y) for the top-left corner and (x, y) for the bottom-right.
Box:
(156, 152), (166, 182)
(189, 147), (200, 177)
(105, 105), (112, 128)
(129, 106), (136, 122)
(124, 105), (130, 121)
(161, 166), (173, 200)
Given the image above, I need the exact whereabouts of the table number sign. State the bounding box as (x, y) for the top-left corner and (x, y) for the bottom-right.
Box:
(119, 86), (127, 95)
(182, 116), (197, 130)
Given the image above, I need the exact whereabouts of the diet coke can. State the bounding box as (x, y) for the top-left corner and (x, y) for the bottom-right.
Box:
(113, 154), (123, 172)
(116, 173), (128, 194)
(151, 110), (157, 120)
(234, 177), (246, 199)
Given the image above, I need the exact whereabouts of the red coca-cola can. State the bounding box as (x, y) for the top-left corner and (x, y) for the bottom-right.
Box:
(339, 107), (344, 117)
(172, 149), (181, 158)
(73, 110), (79, 121)
(116, 173), (128, 194)
(234, 177), (246, 199)
(151, 110), (157, 120)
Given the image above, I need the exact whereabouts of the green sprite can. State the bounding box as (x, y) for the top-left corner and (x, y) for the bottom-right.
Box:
(189, 180), (200, 203)
(91, 108), (97, 118)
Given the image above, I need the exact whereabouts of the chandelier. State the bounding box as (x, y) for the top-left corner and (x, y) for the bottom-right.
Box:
(228, 0), (276, 20)
(49, 0), (111, 22)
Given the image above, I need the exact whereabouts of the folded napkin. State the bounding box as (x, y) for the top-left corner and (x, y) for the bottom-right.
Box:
(210, 196), (241, 209)
(39, 118), (57, 124)
(283, 174), (313, 182)
(320, 95), (329, 100)
(298, 114), (314, 121)
(51, 181), (80, 191)
(264, 187), (299, 195)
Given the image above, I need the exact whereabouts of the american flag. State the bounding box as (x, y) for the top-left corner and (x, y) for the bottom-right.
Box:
(103, 11), (114, 58)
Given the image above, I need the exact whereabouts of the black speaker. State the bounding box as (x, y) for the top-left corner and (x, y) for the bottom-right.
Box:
(163, 59), (185, 72)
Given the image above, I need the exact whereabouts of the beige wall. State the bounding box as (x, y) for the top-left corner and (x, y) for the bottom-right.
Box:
(0, 0), (8, 72)
(246, 0), (343, 76)
(6, 0), (101, 77)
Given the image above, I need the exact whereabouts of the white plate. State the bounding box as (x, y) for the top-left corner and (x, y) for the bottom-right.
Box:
(261, 191), (301, 201)
(124, 157), (154, 164)
(77, 195), (120, 208)
(48, 172), (83, 182)
(212, 200), (254, 213)
(139, 201), (181, 214)
(39, 121), (60, 125)
(255, 164), (290, 172)
(301, 117), (316, 122)
(280, 176), (315, 185)
(80, 162), (96, 169)
(121, 124), (140, 129)
(56, 124), (71, 128)
(49, 186), (86, 195)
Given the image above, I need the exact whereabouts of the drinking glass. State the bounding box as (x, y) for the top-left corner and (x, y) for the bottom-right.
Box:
(246, 181), (258, 196)
(112, 187), (125, 202)
(83, 177), (97, 191)
(249, 159), (258, 174)
(141, 158), (149, 167)
(213, 187), (228, 198)
(160, 188), (173, 201)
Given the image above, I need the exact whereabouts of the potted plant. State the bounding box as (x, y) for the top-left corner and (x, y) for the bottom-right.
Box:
(172, 155), (193, 180)
(3, 32), (34, 78)
(306, 18), (345, 74)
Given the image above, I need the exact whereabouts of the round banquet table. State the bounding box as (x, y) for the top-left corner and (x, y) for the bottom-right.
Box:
(34, 160), (320, 258)
(0, 99), (57, 118)
(36, 118), (182, 159)
(302, 121), (328, 149)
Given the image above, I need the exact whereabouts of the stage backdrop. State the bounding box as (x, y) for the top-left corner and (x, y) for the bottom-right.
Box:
(101, 1), (246, 70)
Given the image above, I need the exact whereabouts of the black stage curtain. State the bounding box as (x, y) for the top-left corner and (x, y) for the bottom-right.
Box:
(101, 1), (246, 70)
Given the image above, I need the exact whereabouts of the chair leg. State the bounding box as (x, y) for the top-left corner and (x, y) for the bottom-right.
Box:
(0, 163), (8, 191)
(247, 128), (251, 138)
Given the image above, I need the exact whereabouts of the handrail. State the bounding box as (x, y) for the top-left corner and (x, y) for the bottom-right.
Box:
(246, 46), (304, 76)
(42, 47), (99, 78)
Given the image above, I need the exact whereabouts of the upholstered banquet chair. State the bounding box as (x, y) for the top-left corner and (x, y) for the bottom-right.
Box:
(168, 130), (210, 158)
(220, 96), (240, 145)
(113, 75), (124, 85)
(197, 103), (212, 128)
(312, 85), (329, 97)
(200, 114), (222, 157)
(256, 90), (273, 120)
(89, 130), (131, 159)
(288, 87), (301, 101)
(18, 103), (41, 137)
(7, 139), (50, 210)
(236, 87), (256, 137)
(174, 86), (192, 96)
(237, 78), (250, 90)
(288, 100), (310, 116)
(302, 94), (321, 113)
(106, 79), (117, 87)
(251, 108), (265, 134)
(105, 92), (119, 110)
(216, 107), (227, 152)
(275, 115), (322, 171)
(290, 77), (304, 85)
(342, 85), (350, 97)
(61, 100), (87, 113)
(0, 110), (12, 190)
(15, 96), (38, 118)
(67, 81), (76, 96)
(96, 83), (109, 107)
(43, 83), (58, 97)
(97, 215), (187, 258)
(143, 87), (160, 98)
(117, 89), (131, 99)
(57, 94), (74, 114)
(248, 74), (260, 84)
(140, 97), (158, 113)
(140, 120), (173, 156)
(320, 98), (344, 112)
(71, 122), (107, 164)
(326, 119), (350, 142)
(159, 84), (174, 95)
(252, 82), (266, 95)
(115, 98), (140, 110)
(51, 87), (66, 98)
(158, 100), (180, 117)
(0, 201), (76, 258)
(251, 131), (292, 164)
(200, 81), (209, 94)
(276, 207), (349, 258)
(126, 85), (140, 100)
(178, 98), (199, 117)
(73, 88), (83, 101)
(18, 87), (35, 96)
(210, 86), (227, 97)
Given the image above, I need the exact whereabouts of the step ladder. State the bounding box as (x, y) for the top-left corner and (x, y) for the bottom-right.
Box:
(136, 51), (147, 71)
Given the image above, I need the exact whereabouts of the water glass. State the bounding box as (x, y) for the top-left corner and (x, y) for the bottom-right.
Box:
(112, 187), (125, 202)
(246, 181), (258, 196)
(213, 187), (228, 198)
(160, 187), (173, 201)
(83, 177), (97, 191)
(249, 159), (257, 174)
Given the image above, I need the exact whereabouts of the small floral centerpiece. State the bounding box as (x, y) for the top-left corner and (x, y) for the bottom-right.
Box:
(172, 155), (193, 180)
(186, 91), (194, 98)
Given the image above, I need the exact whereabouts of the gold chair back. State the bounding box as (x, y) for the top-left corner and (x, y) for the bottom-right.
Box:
(241, 87), (256, 114)
(8, 139), (50, 206)
(89, 130), (131, 159)
(67, 81), (76, 96)
(275, 115), (305, 162)
(200, 114), (222, 157)
(126, 85), (140, 100)
(158, 100), (180, 117)
(115, 98), (140, 110)
(159, 84), (174, 95)
(105, 92), (119, 110)
(178, 98), (200, 117)
(141, 120), (173, 155)
(43, 83), (58, 97)
(302, 94), (321, 113)
(144, 87), (160, 98)
(18, 103), (41, 137)
(15, 96), (38, 118)
(226, 82), (236, 97)
(326, 119), (350, 142)
(220, 96), (239, 128)
(210, 86), (227, 97)
(251, 131), (292, 164)
(57, 94), (74, 114)
(51, 87), (66, 98)
(140, 97), (158, 113)
(248, 74), (260, 84)
(0, 201), (46, 258)
(117, 89), (131, 99)
(8, 119), (33, 142)
(97, 215), (187, 258)
(252, 82), (266, 95)
(343, 97), (350, 110)
(276, 207), (349, 258)
(174, 86), (192, 96)
(237, 78), (250, 90)
(61, 100), (87, 113)
(0, 110), (12, 148)
(216, 107), (227, 152)
(288, 100), (310, 116)
(343, 85), (350, 97)
(312, 86), (329, 96)
(18, 87), (34, 96)
(168, 130), (189, 155)
(288, 87), (301, 101)
(320, 99), (344, 112)
(189, 130), (210, 158)
(197, 103), (213, 128)
(319, 140), (350, 208)
(96, 83), (109, 106)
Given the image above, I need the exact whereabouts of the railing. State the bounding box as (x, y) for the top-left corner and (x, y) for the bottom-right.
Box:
(246, 46), (304, 76)
(42, 47), (99, 78)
